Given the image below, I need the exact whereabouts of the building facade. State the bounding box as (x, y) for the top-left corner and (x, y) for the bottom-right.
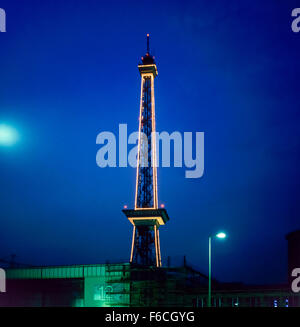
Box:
(1, 262), (299, 307)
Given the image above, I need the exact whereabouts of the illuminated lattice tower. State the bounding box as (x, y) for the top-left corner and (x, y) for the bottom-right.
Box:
(123, 35), (169, 267)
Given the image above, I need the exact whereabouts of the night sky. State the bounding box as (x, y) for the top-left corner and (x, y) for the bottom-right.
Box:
(1, 0), (300, 285)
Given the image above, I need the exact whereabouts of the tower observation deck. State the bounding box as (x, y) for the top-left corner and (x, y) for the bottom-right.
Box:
(123, 34), (170, 267)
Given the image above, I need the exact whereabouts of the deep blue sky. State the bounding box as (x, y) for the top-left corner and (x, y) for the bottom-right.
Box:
(0, 0), (300, 284)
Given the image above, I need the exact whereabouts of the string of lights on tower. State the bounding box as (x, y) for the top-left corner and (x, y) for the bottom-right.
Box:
(123, 34), (170, 267)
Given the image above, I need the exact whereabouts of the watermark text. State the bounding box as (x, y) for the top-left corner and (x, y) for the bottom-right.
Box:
(96, 124), (204, 179)
(0, 268), (6, 292)
(0, 8), (6, 32)
(291, 8), (300, 33)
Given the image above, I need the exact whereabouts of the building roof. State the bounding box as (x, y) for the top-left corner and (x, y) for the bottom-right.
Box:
(5, 263), (130, 280)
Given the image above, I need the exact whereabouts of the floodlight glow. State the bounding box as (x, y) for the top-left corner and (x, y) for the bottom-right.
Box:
(0, 124), (18, 146)
(216, 232), (226, 239)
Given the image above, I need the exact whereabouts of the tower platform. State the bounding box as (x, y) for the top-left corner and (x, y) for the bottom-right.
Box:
(122, 208), (170, 227)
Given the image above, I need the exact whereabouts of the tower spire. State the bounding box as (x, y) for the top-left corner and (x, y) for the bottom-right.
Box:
(147, 33), (150, 54)
(141, 34), (155, 66)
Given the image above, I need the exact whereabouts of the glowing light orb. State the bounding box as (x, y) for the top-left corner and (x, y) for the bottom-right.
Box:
(0, 124), (19, 146)
(216, 232), (226, 239)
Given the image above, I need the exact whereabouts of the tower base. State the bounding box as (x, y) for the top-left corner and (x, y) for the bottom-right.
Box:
(123, 208), (170, 267)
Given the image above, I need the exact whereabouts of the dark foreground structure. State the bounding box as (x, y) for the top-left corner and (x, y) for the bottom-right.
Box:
(1, 230), (300, 307)
(0, 261), (299, 307)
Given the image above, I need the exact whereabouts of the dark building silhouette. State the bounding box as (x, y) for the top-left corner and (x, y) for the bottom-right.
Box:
(1, 231), (300, 307)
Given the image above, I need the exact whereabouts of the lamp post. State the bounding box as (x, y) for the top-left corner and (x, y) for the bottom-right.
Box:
(208, 232), (227, 307)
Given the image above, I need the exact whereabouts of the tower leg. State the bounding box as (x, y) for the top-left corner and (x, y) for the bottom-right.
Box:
(154, 225), (162, 267)
(131, 225), (160, 267)
(130, 226), (136, 263)
(157, 229), (162, 267)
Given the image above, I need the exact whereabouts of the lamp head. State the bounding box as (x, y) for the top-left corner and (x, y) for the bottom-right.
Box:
(216, 232), (226, 239)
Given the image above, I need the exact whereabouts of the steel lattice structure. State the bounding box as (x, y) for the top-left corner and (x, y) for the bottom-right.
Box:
(136, 76), (155, 209)
(123, 35), (169, 267)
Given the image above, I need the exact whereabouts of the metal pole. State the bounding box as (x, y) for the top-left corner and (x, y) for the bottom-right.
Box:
(147, 34), (150, 53)
(208, 236), (211, 307)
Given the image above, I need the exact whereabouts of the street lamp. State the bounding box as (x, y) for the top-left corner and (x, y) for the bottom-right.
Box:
(208, 231), (227, 307)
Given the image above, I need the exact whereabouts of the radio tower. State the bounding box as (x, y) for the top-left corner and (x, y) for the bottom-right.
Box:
(123, 34), (170, 267)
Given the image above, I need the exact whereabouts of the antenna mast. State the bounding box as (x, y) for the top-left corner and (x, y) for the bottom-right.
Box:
(147, 34), (150, 54)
